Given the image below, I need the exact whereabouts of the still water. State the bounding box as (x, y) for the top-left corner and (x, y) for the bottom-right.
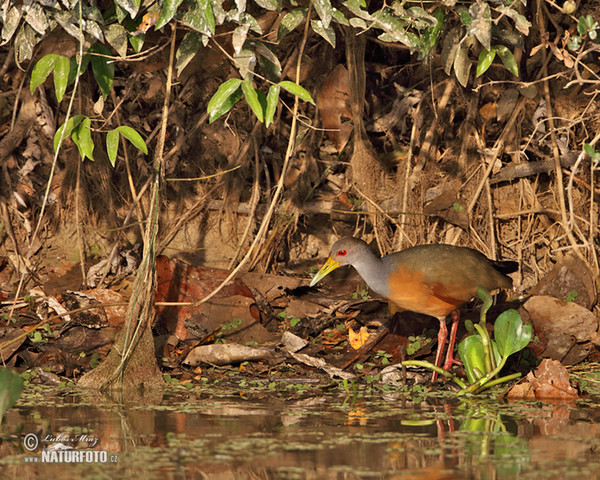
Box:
(1, 382), (599, 479)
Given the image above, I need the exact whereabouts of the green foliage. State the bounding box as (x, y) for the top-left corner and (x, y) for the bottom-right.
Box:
(457, 289), (533, 395)
(276, 311), (301, 328)
(402, 288), (533, 395)
(0, 368), (24, 422)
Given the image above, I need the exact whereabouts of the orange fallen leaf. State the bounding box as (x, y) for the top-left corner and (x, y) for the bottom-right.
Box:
(349, 326), (370, 350)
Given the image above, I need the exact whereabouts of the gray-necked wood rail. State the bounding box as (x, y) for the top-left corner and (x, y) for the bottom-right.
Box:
(309, 237), (517, 380)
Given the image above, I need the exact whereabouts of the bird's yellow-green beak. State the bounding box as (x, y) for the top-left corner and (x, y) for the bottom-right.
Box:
(309, 256), (340, 287)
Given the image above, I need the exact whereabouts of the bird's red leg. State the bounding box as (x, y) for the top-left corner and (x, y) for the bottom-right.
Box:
(442, 309), (462, 370)
(431, 318), (447, 382)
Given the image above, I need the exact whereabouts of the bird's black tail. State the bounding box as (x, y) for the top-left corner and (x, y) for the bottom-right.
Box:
(491, 260), (519, 275)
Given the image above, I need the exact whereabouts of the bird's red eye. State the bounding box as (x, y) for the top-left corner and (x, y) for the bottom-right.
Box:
(337, 249), (347, 257)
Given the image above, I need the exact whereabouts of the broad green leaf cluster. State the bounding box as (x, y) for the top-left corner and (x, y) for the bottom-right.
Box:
(9, 0), (600, 163)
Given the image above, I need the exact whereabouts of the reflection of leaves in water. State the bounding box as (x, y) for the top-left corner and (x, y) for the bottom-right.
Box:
(458, 405), (531, 476)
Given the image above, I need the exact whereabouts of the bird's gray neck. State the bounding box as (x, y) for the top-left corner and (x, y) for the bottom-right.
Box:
(351, 252), (390, 297)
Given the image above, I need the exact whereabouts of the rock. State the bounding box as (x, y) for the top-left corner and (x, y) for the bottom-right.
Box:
(520, 295), (599, 364)
(529, 255), (597, 309)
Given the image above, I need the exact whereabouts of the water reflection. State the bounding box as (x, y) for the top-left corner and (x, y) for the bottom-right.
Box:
(1, 386), (599, 479)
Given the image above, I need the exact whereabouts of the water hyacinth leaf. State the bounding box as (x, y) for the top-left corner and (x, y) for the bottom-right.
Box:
(89, 44), (114, 99)
(279, 80), (315, 104)
(495, 45), (519, 76)
(241, 80), (264, 123)
(30, 54), (59, 94)
(72, 116), (94, 161)
(156, 0), (184, 30)
(469, 0), (491, 51)
(116, 126), (148, 154)
(477, 286), (493, 320)
(278, 9), (306, 40)
(106, 129), (119, 167)
(265, 84), (280, 128)
(494, 309), (532, 358)
(459, 335), (486, 384)
(476, 48), (496, 77)
(313, 0), (334, 29)
(176, 31), (201, 74)
(54, 115), (85, 151)
(311, 18), (336, 47)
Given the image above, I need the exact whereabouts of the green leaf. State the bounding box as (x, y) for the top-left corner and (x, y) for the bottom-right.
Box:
(495, 45), (519, 76)
(265, 84), (280, 128)
(477, 286), (493, 322)
(208, 79), (243, 123)
(53, 55), (70, 102)
(313, 0), (334, 29)
(279, 80), (315, 104)
(72, 116), (94, 161)
(332, 9), (349, 26)
(566, 290), (579, 302)
(116, 126), (148, 154)
(105, 24), (129, 57)
(106, 129), (119, 167)
(454, 36), (474, 87)
(157, 0), (184, 31)
(241, 80), (264, 122)
(115, 0), (141, 18)
(459, 335), (486, 384)
(176, 31), (202, 75)
(469, 0), (491, 51)
(497, 6), (530, 36)
(494, 309), (533, 359)
(54, 115), (86, 151)
(183, 0), (215, 36)
(583, 143), (594, 156)
(254, 0), (280, 11)
(89, 44), (114, 99)
(1, 6), (22, 46)
(311, 18), (336, 47)
(30, 54), (59, 94)
(476, 48), (496, 77)
(207, 78), (243, 122)
(0, 367), (24, 420)
(577, 16), (588, 36)
(129, 32), (145, 53)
